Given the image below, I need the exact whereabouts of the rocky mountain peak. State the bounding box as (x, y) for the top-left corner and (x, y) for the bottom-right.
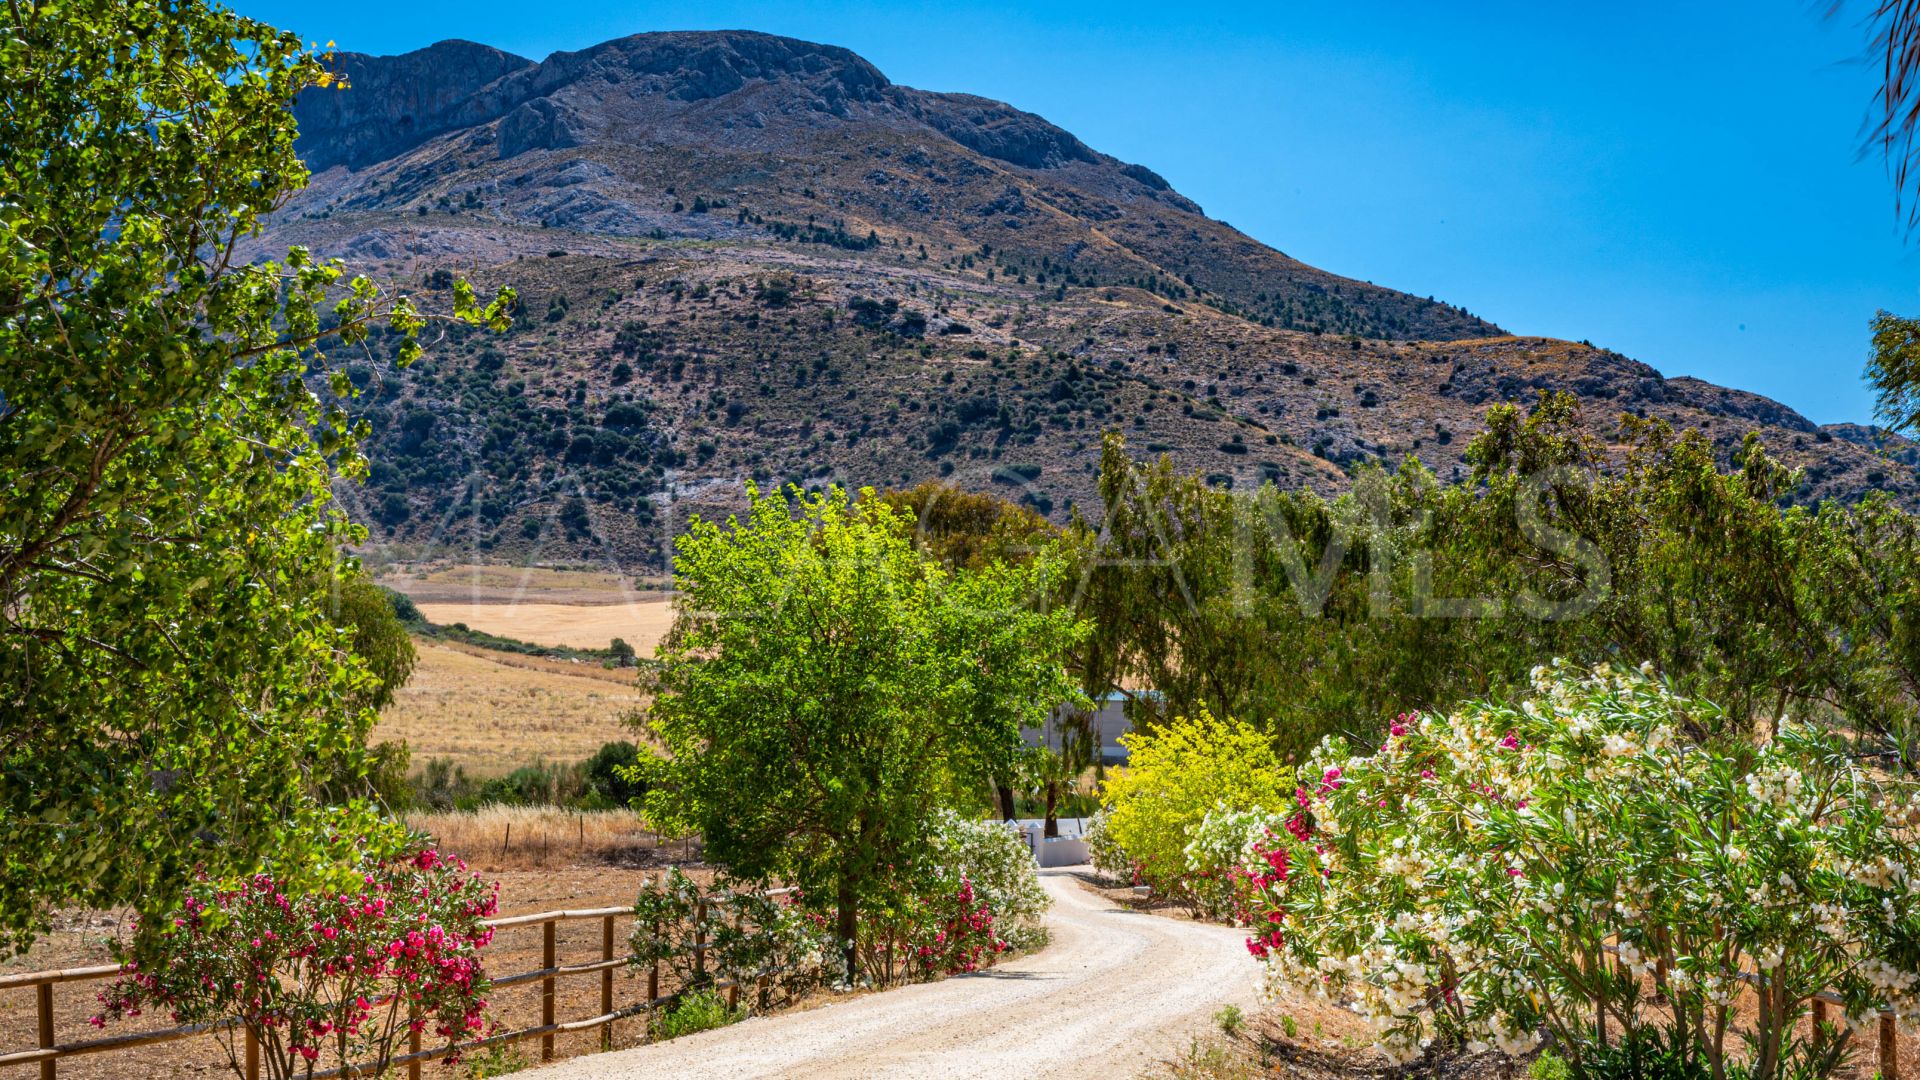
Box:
(299, 40), (533, 171)
(538, 30), (892, 104)
(265, 30), (1919, 562)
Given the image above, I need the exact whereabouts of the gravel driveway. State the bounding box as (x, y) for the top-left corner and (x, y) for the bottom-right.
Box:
(526, 865), (1260, 1079)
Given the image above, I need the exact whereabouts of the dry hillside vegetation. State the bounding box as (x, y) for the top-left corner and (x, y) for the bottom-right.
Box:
(255, 31), (1917, 568)
(374, 641), (641, 773)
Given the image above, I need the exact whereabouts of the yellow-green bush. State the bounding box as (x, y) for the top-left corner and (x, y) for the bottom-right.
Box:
(1099, 710), (1291, 900)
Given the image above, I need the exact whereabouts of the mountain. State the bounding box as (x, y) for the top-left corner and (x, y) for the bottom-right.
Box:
(265, 30), (1915, 567)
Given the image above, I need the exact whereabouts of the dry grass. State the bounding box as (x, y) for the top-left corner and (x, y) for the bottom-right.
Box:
(435, 639), (640, 684)
(374, 642), (643, 774)
(407, 807), (696, 873)
(411, 598), (676, 654)
(378, 562), (669, 604)
(414, 563), (641, 591)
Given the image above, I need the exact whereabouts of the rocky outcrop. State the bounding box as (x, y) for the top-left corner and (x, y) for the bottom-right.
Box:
(1665, 376), (1818, 433)
(901, 91), (1100, 170)
(296, 40), (533, 171)
(498, 98), (585, 158)
(532, 30), (891, 106)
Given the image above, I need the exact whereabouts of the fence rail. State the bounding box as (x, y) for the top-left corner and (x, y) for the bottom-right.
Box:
(1579, 943), (1902, 1080)
(1, 890), (792, 1079)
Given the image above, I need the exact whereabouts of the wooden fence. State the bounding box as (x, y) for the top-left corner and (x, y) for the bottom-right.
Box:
(1574, 944), (1904, 1080)
(0, 892), (784, 1079)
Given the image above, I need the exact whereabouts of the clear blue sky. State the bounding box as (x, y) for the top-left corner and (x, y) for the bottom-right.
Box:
(234, 0), (1920, 425)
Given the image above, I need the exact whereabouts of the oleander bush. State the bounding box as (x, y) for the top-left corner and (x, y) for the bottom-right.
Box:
(94, 831), (498, 1080)
(629, 811), (1049, 992)
(1084, 808), (1129, 881)
(1225, 662), (1920, 1080)
(896, 874), (1010, 978)
(923, 810), (1050, 950)
(628, 869), (833, 1002)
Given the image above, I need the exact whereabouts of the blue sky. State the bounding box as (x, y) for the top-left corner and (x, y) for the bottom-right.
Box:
(235, 0), (1920, 425)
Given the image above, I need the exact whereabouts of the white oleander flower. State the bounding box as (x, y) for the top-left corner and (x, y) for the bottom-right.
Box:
(1601, 733), (1636, 758)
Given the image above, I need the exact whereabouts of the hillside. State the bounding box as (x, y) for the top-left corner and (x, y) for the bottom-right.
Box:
(263, 30), (1916, 566)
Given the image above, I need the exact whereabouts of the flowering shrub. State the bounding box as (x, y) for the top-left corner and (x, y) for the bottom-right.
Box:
(1181, 805), (1286, 921)
(1100, 709), (1292, 906)
(924, 810), (1049, 950)
(629, 869), (833, 1002)
(1084, 808), (1131, 882)
(633, 815), (1044, 993)
(904, 875), (1008, 976)
(1229, 661), (1920, 1080)
(94, 841), (498, 1080)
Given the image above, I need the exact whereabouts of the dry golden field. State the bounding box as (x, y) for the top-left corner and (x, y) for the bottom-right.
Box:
(412, 598), (676, 653)
(405, 806), (698, 871)
(379, 561), (668, 605)
(373, 641), (643, 774)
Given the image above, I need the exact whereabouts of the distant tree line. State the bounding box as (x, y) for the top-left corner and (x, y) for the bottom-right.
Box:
(1058, 393), (1920, 766)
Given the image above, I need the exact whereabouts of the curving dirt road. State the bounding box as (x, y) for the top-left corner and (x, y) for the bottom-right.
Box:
(527, 866), (1259, 1079)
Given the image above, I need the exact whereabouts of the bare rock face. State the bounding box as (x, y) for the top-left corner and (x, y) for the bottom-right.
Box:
(898, 91), (1100, 170)
(547, 30), (891, 107)
(297, 40), (533, 171)
(497, 98), (584, 158)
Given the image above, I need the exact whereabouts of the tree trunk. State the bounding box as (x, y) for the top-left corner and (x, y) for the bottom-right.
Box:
(996, 782), (1016, 821)
(837, 876), (859, 986)
(1043, 783), (1059, 838)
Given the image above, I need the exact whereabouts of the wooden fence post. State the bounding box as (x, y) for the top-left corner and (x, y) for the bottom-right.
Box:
(600, 914), (615, 1050)
(541, 919), (557, 1062)
(407, 1012), (421, 1080)
(1882, 1014), (1899, 1080)
(38, 982), (55, 1080)
(244, 1026), (259, 1080)
(726, 906), (745, 1008)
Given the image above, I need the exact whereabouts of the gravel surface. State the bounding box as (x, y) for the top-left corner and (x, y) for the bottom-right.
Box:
(526, 865), (1260, 1079)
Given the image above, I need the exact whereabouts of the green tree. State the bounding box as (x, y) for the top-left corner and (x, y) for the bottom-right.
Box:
(1868, 310), (1920, 434)
(635, 485), (1086, 982)
(0, 0), (510, 955)
(878, 481), (1059, 571)
(608, 636), (637, 666)
(329, 573), (419, 715)
(312, 572), (419, 808)
(1022, 740), (1087, 838)
(584, 740), (646, 808)
(879, 481), (1062, 816)
(1077, 395), (1920, 765)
